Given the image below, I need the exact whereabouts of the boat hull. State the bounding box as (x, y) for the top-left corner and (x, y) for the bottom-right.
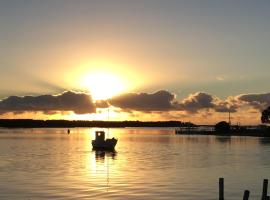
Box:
(92, 139), (117, 150)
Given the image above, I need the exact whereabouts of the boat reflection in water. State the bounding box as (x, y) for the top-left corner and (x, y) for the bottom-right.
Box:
(92, 148), (117, 192)
(92, 131), (118, 150)
(94, 149), (117, 162)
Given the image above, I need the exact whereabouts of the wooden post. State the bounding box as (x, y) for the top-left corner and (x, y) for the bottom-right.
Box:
(262, 179), (268, 200)
(263, 196), (270, 200)
(243, 190), (250, 200)
(219, 178), (224, 200)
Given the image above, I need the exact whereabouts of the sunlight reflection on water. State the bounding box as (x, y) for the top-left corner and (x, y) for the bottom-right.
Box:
(0, 128), (270, 199)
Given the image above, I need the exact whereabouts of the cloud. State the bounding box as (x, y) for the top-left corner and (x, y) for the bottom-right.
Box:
(109, 91), (239, 113)
(216, 76), (226, 81)
(236, 93), (270, 111)
(95, 100), (110, 108)
(179, 92), (216, 113)
(109, 91), (270, 114)
(214, 101), (237, 113)
(0, 91), (96, 114)
(1, 90), (269, 120)
(179, 92), (238, 113)
(109, 90), (180, 112)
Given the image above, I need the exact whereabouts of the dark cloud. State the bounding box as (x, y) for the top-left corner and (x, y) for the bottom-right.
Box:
(0, 91), (96, 114)
(179, 92), (238, 113)
(109, 90), (179, 112)
(179, 92), (216, 113)
(109, 91), (239, 113)
(1, 90), (269, 117)
(95, 100), (110, 108)
(236, 93), (270, 110)
(183, 92), (270, 113)
(214, 102), (237, 113)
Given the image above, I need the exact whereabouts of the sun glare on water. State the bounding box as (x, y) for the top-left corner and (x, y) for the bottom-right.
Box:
(82, 72), (125, 100)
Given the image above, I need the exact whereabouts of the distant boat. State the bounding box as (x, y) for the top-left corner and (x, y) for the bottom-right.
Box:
(92, 131), (117, 150)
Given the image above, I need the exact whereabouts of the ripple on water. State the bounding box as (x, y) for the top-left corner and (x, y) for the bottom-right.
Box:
(0, 128), (270, 199)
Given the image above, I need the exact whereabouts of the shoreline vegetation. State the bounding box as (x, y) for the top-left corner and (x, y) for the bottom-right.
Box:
(0, 119), (187, 128)
(0, 119), (269, 137)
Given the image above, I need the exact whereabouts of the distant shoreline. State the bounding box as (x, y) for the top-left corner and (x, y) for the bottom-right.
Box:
(0, 119), (187, 128)
(1, 119), (269, 138)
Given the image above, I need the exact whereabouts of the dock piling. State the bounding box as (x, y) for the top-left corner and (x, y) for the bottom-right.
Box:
(262, 179), (268, 200)
(243, 190), (250, 200)
(219, 178), (224, 200)
(215, 178), (270, 199)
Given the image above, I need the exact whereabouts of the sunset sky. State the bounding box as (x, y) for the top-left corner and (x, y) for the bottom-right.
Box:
(0, 1), (270, 124)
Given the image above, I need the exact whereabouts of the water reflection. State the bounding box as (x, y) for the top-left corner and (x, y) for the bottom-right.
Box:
(215, 136), (232, 143)
(88, 150), (118, 193)
(94, 150), (117, 162)
(1, 128), (270, 200)
(259, 137), (270, 145)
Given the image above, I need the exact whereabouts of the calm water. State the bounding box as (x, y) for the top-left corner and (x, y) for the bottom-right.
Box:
(0, 128), (270, 200)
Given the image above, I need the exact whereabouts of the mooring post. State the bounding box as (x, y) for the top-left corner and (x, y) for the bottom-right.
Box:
(219, 178), (224, 200)
(243, 190), (250, 200)
(262, 179), (268, 200)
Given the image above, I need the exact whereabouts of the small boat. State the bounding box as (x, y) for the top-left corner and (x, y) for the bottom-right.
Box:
(92, 130), (117, 150)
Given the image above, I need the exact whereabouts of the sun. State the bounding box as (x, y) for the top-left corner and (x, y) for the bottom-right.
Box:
(82, 72), (125, 100)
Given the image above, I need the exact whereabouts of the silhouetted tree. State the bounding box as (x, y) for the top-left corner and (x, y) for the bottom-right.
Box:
(261, 106), (270, 124)
(215, 121), (230, 133)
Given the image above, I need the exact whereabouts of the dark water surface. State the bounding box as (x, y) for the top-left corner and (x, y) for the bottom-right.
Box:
(0, 128), (270, 199)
